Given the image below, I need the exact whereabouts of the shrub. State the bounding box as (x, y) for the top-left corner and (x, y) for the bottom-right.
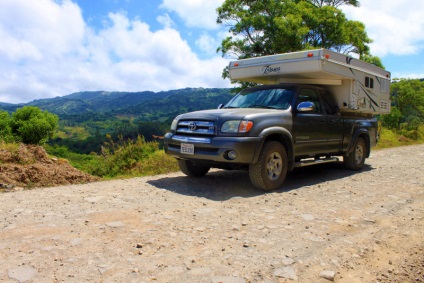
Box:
(44, 135), (179, 178)
(0, 111), (14, 143)
(11, 106), (59, 145)
(98, 135), (170, 177)
(379, 107), (402, 130)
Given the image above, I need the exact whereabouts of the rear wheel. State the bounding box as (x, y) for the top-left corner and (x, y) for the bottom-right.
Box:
(344, 137), (366, 170)
(177, 160), (210, 177)
(249, 141), (288, 191)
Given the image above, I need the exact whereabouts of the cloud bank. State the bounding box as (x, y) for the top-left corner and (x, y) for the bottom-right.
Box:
(0, 0), (230, 104)
(342, 0), (424, 57)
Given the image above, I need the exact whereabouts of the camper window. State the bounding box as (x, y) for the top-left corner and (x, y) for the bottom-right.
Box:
(365, 77), (374, 89)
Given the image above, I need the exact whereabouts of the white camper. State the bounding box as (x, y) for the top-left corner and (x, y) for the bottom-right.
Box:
(228, 49), (391, 114)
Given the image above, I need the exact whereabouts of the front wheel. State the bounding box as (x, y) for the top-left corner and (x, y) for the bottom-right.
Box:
(249, 141), (288, 191)
(177, 160), (210, 177)
(344, 137), (366, 170)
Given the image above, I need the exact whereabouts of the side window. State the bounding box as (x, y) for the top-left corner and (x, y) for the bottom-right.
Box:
(365, 76), (374, 88)
(298, 88), (322, 113)
(320, 90), (339, 115)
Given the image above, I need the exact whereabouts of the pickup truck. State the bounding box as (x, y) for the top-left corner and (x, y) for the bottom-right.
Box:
(164, 83), (378, 190)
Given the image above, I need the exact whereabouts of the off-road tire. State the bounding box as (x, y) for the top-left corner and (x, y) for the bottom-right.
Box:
(177, 160), (210, 177)
(344, 137), (366, 171)
(249, 141), (288, 191)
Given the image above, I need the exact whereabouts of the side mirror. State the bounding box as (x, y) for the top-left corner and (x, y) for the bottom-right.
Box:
(297, 101), (315, 112)
(217, 104), (224, 109)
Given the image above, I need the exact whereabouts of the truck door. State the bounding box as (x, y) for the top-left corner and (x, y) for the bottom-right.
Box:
(292, 87), (342, 156)
(319, 89), (344, 153)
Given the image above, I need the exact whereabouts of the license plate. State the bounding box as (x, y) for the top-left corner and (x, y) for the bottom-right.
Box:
(181, 143), (194, 155)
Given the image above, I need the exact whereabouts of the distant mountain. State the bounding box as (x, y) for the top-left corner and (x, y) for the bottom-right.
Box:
(0, 88), (234, 119)
(0, 102), (21, 112)
(24, 90), (169, 115)
(114, 88), (233, 122)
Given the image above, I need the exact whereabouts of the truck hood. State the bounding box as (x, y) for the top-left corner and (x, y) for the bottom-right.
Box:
(177, 108), (291, 121)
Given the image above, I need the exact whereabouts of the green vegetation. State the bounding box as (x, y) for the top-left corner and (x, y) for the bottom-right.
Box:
(377, 79), (424, 148)
(0, 111), (13, 143)
(44, 136), (179, 178)
(11, 106), (59, 145)
(0, 106), (58, 145)
(376, 126), (424, 149)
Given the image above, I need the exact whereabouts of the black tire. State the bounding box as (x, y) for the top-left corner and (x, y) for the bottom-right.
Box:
(249, 141), (288, 191)
(344, 137), (366, 171)
(177, 160), (210, 177)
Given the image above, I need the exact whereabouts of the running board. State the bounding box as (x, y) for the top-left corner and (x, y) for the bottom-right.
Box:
(294, 157), (339, 168)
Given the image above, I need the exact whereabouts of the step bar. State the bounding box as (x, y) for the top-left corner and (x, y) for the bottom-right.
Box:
(294, 157), (340, 168)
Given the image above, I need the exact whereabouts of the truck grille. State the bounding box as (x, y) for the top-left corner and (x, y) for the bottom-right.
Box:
(176, 121), (215, 136)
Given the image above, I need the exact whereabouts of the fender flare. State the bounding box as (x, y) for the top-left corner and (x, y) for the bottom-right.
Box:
(347, 128), (371, 158)
(252, 127), (295, 170)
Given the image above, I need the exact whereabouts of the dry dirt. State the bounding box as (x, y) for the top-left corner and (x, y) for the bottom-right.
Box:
(0, 145), (423, 283)
(0, 144), (99, 190)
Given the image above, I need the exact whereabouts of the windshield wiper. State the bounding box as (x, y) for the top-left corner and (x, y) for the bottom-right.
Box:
(223, 106), (239, 109)
(250, 104), (279, 109)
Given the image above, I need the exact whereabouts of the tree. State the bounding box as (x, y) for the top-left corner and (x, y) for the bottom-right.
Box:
(379, 106), (402, 130)
(361, 54), (385, 69)
(305, 0), (359, 8)
(392, 79), (424, 121)
(11, 106), (59, 145)
(0, 110), (14, 142)
(217, 0), (376, 83)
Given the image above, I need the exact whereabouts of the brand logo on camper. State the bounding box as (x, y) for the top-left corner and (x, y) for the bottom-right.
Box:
(262, 65), (281, 75)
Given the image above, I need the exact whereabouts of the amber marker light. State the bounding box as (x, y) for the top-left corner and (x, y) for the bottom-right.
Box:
(307, 53), (314, 57)
(239, 121), (254, 133)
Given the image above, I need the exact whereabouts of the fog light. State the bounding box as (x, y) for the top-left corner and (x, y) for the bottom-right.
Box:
(227, 150), (237, 160)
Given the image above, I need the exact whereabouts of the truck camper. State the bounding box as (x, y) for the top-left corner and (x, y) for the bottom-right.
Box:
(165, 49), (391, 190)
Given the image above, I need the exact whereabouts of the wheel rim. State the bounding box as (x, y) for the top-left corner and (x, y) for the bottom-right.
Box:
(266, 152), (283, 181)
(354, 144), (364, 165)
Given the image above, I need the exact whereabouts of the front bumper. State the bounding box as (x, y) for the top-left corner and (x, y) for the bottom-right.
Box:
(164, 133), (263, 164)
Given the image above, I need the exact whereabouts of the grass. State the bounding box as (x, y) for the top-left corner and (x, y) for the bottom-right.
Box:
(44, 136), (179, 179)
(375, 126), (424, 150)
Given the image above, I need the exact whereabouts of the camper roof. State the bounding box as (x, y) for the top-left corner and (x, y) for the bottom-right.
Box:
(228, 49), (391, 85)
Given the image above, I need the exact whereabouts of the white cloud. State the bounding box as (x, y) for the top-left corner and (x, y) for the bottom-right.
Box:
(160, 0), (225, 29)
(157, 13), (174, 29)
(0, 0), (231, 104)
(342, 0), (424, 57)
(196, 32), (219, 55)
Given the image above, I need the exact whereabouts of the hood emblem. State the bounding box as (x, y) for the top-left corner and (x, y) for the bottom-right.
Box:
(188, 122), (197, 131)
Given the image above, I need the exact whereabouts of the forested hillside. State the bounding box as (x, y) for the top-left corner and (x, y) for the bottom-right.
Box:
(0, 88), (234, 154)
(0, 88), (232, 116)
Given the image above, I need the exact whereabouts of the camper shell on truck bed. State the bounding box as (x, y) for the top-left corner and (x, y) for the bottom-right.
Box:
(229, 48), (391, 114)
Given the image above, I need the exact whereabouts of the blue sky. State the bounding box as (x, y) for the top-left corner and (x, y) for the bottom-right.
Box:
(0, 0), (423, 104)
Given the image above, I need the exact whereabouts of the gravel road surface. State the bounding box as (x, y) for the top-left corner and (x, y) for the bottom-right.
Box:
(1, 145), (423, 283)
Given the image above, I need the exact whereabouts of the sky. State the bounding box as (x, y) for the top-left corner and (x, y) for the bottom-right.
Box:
(0, 0), (423, 104)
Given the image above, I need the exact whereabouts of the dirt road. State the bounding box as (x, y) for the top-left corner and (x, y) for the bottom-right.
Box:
(0, 145), (423, 283)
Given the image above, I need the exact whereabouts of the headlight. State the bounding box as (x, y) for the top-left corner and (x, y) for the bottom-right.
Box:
(170, 115), (181, 131)
(221, 120), (253, 133)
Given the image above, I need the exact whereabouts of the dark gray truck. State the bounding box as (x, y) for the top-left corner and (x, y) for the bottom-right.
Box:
(164, 49), (390, 190)
(164, 83), (378, 190)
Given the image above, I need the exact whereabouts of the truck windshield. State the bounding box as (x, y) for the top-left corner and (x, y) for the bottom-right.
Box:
(224, 87), (295, 110)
